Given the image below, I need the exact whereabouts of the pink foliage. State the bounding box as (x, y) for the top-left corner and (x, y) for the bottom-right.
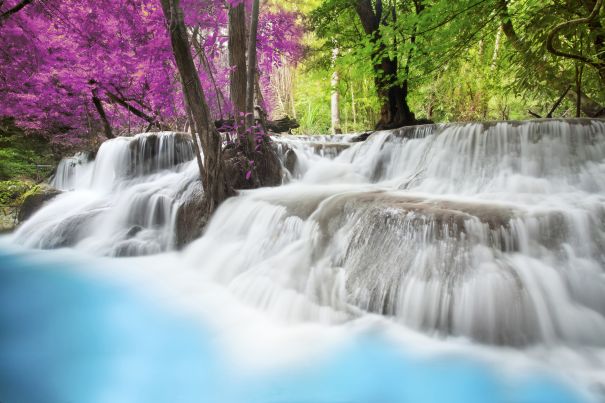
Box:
(0, 0), (304, 144)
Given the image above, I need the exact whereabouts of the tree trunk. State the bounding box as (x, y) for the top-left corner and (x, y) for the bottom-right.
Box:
(354, 0), (415, 129)
(491, 25), (502, 70)
(255, 70), (265, 111)
(183, 94), (204, 178)
(91, 89), (114, 139)
(160, 0), (231, 215)
(245, 0), (260, 130)
(192, 30), (225, 119)
(228, 2), (247, 129)
(576, 63), (584, 117)
(236, 0), (283, 188)
(351, 84), (357, 126)
(330, 48), (342, 134)
(377, 59), (415, 129)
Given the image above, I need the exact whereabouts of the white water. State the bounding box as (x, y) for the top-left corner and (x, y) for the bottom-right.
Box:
(50, 151), (94, 190)
(16, 132), (196, 256)
(9, 119), (605, 401)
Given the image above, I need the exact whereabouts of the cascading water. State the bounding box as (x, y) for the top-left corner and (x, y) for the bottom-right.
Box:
(183, 119), (605, 397)
(5, 119), (605, 402)
(274, 133), (354, 178)
(14, 132), (197, 256)
(50, 151), (94, 190)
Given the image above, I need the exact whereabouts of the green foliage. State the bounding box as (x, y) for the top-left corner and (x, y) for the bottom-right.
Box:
(293, 0), (605, 132)
(502, 0), (604, 105)
(0, 180), (35, 206)
(293, 64), (380, 133)
(0, 118), (56, 181)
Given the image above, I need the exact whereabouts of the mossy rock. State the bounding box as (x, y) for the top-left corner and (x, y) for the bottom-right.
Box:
(0, 207), (18, 233)
(0, 180), (37, 205)
(0, 180), (35, 233)
(17, 184), (62, 223)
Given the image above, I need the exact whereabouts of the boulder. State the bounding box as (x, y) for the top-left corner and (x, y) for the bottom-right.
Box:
(284, 148), (298, 173)
(18, 184), (62, 222)
(351, 131), (374, 142)
(0, 180), (35, 232)
(0, 206), (18, 233)
(174, 180), (207, 249)
(223, 140), (284, 190)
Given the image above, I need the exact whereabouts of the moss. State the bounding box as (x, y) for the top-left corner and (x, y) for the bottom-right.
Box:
(19, 184), (47, 201)
(0, 180), (36, 206)
(0, 118), (57, 181)
(0, 179), (34, 232)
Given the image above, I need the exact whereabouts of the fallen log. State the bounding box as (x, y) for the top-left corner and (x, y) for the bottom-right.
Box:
(215, 115), (299, 134)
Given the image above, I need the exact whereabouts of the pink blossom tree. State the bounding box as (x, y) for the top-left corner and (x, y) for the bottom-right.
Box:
(0, 0), (304, 146)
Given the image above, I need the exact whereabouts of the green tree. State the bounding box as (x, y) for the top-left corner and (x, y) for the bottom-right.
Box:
(302, 0), (604, 132)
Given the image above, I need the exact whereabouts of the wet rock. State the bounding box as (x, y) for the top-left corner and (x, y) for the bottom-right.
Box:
(224, 146), (252, 190)
(284, 148), (298, 173)
(314, 191), (518, 239)
(35, 210), (101, 249)
(18, 184), (62, 222)
(310, 142), (350, 157)
(126, 225), (143, 238)
(415, 118), (434, 125)
(127, 132), (194, 176)
(351, 131), (374, 142)
(224, 140), (284, 190)
(174, 179), (207, 249)
(256, 141), (283, 187)
(0, 180), (35, 232)
(0, 206), (18, 233)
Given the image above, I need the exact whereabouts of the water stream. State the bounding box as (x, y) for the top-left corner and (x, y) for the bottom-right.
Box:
(3, 119), (605, 402)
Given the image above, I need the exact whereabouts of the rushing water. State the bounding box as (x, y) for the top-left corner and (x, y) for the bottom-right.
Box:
(18, 132), (196, 256)
(4, 119), (605, 402)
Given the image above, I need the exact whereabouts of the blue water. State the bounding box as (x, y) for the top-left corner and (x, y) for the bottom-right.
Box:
(0, 246), (589, 403)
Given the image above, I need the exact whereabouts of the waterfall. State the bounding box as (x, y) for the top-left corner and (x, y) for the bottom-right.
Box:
(50, 151), (94, 190)
(190, 119), (605, 346)
(15, 132), (197, 256)
(9, 119), (605, 398)
(17, 120), (605, 341)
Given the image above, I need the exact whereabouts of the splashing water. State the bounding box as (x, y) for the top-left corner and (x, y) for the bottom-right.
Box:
(16, 132), (196, 256)
(5, 119), (605, 402)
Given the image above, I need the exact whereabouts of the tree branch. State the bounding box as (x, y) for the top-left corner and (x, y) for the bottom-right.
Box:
(0, 0), (33, 24)
(91, 89), (114, 139)
(498, 0), (605, 117)
(546, 0), (603, 69)
(106, 91), (169, 131)
(547, 85), (571, 118)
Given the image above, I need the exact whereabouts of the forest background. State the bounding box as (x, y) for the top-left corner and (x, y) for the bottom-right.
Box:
(0, 0), (603, 183)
